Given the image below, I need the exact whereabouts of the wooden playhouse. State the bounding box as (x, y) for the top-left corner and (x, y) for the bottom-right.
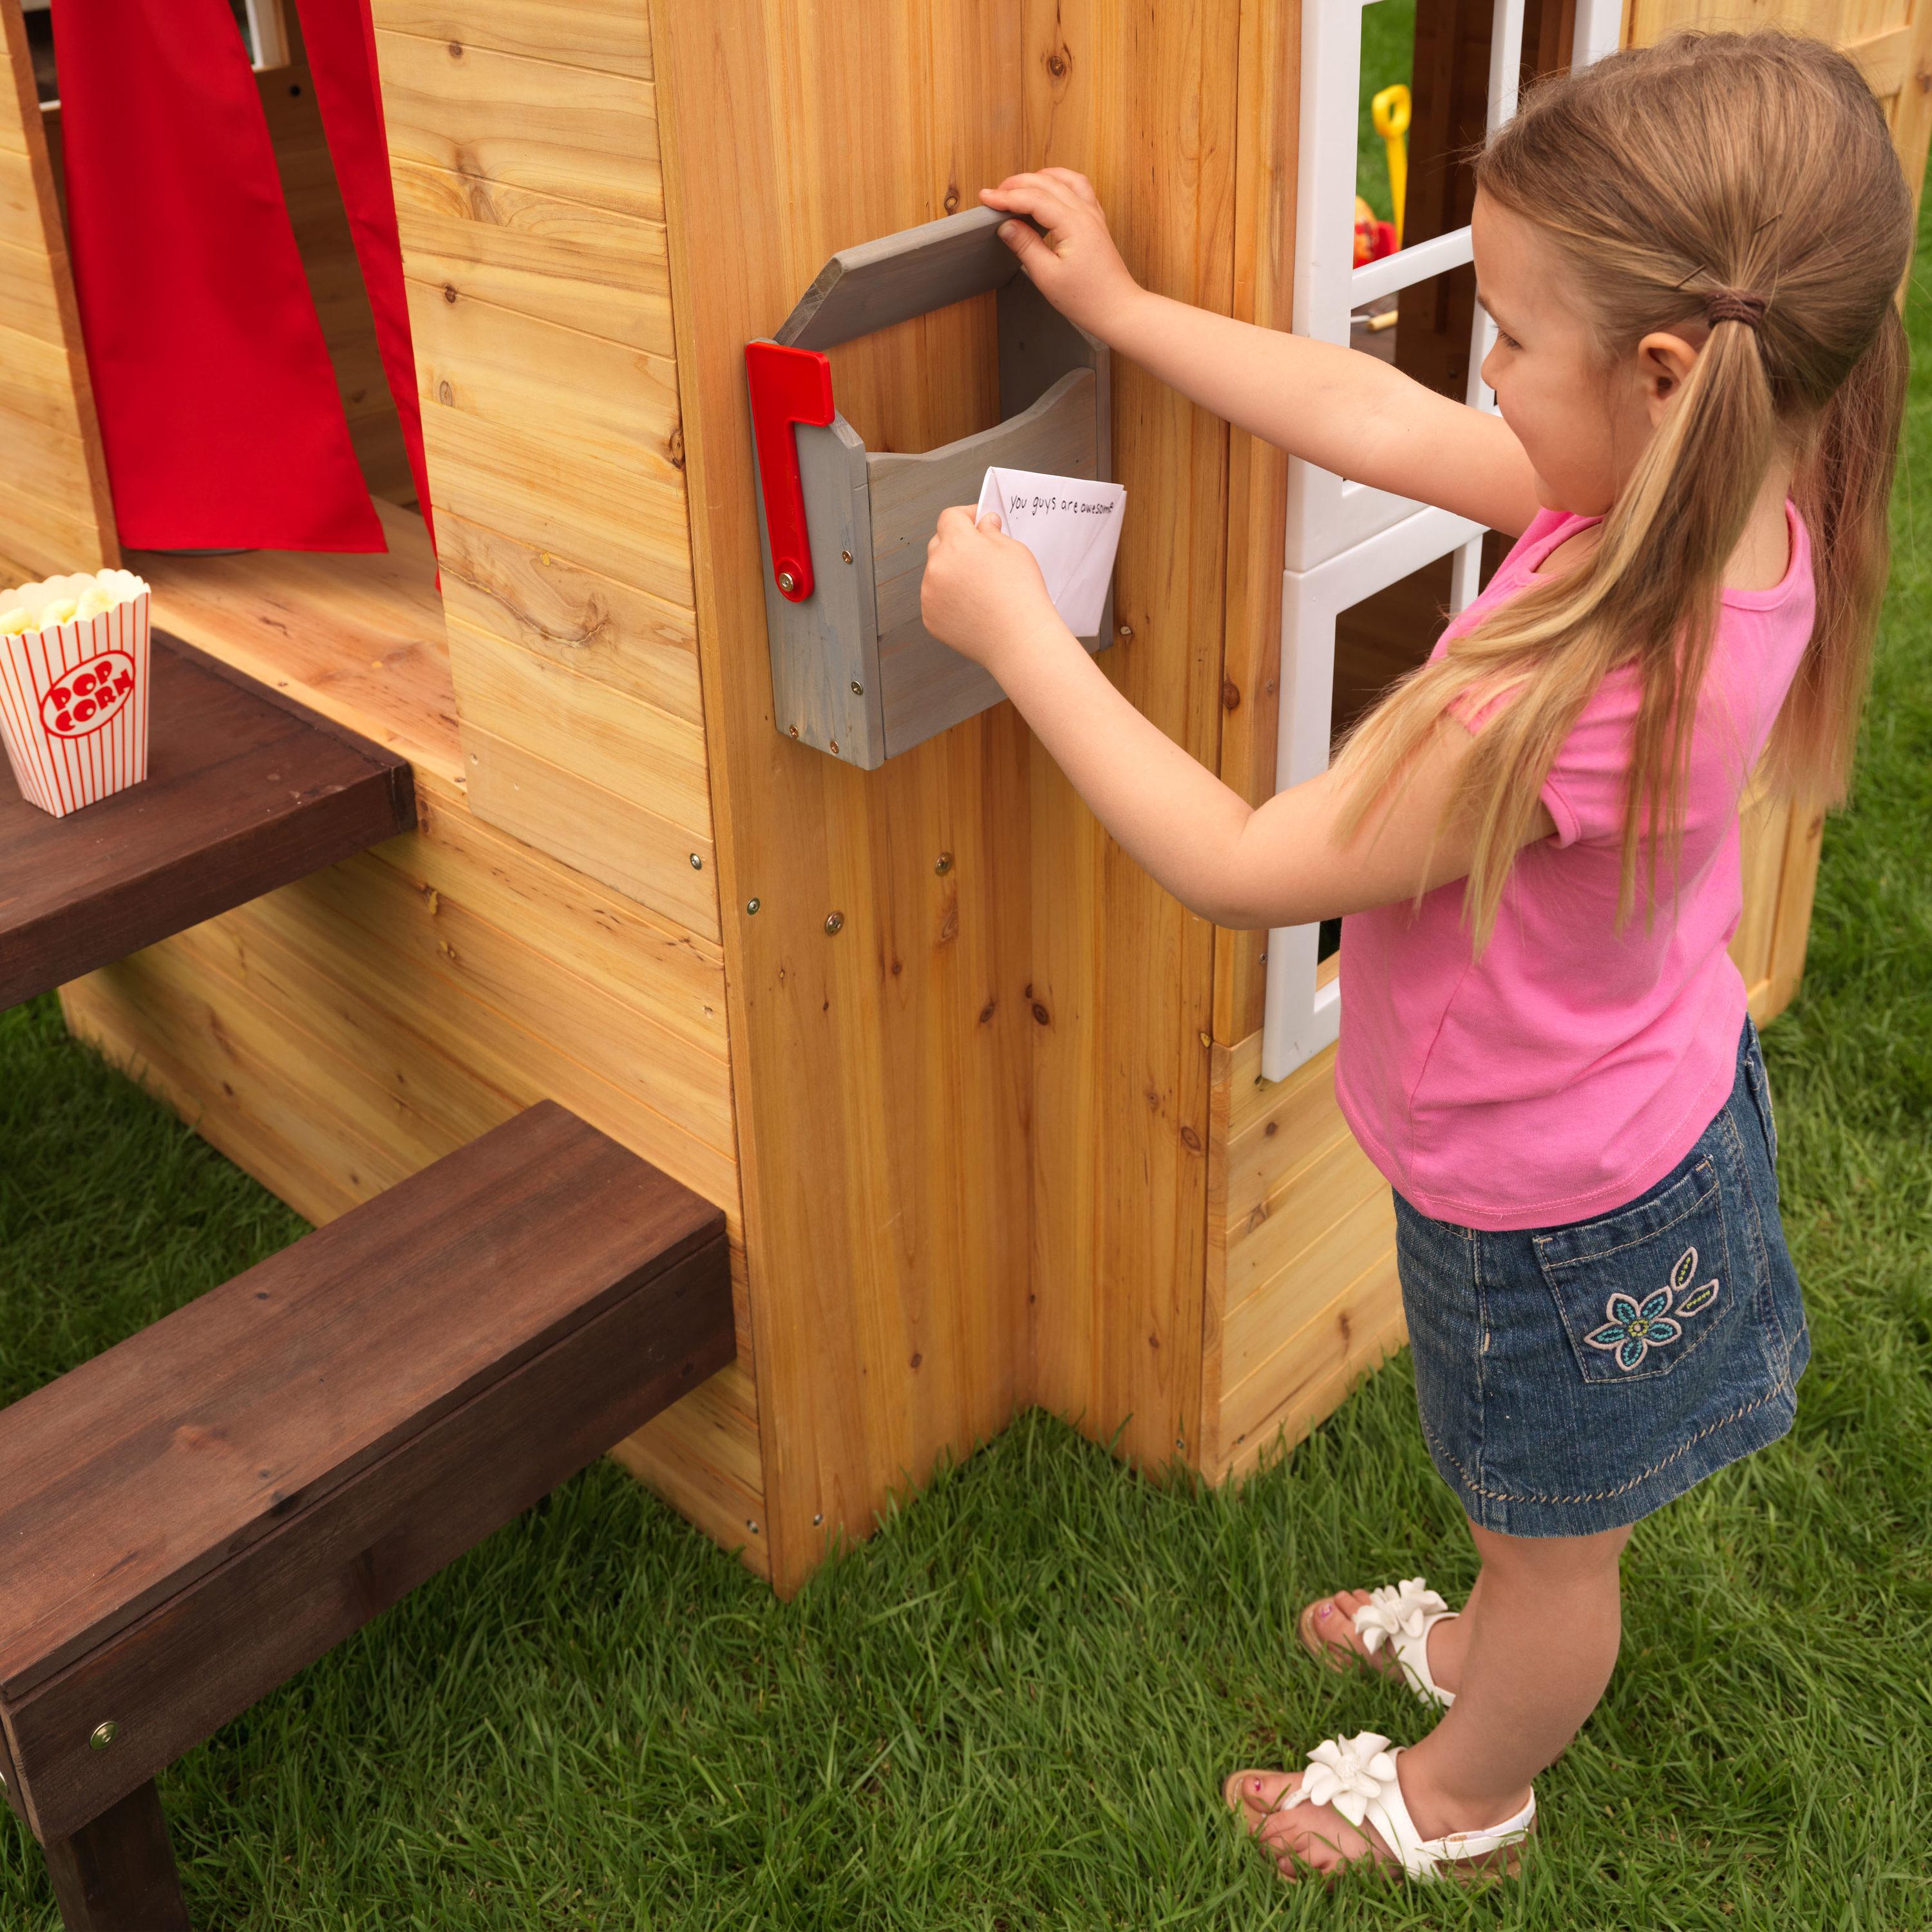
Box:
(3, 0), (1926, 1600)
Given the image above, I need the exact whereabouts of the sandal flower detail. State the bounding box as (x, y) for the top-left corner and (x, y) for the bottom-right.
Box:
(1305, 1576), (1458, 1707)
(1227, 1731), (1537, 1883)
(1279, 1732), (1400, 1829)
(1584, 1244), (1720, 1370)
(1353, 1578), (1449, 1658)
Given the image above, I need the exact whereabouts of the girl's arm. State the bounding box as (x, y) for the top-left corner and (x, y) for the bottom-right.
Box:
(921, 509), (1556, 927)
(981, 171), (1545, 540)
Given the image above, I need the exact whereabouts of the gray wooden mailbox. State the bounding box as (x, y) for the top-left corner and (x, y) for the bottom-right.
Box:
(747, 205), (1113, 770)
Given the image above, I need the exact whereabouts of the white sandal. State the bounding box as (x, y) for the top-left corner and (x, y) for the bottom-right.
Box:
(1262, 1730), (1535, 1883)
(1300, 1576), (1461, 1709)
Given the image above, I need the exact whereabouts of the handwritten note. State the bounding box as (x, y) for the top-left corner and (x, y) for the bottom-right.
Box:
(974, 466), (1126, 639)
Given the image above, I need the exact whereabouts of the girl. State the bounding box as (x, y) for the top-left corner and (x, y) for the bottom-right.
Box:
(920, 30), (1911, 1884)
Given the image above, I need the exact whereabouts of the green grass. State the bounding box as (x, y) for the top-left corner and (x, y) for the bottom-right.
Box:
(5, 202), (1932, 1932)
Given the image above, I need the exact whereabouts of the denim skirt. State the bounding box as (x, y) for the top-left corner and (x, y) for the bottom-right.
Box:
(1395, 1019), (1810, 1538)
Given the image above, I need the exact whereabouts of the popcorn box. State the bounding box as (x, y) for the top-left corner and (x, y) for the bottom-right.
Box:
(0, 570), (151, 819)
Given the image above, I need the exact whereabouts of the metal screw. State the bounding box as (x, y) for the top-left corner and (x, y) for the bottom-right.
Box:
(90, 1721), (117, 1751)
(841, 549), (853, 564)
(1198, 1030), (1211, 1047)
(777, 570), (797, 594)
(829, 739), (839, 753)
(813, 1513), (824, 1526)
(851, 681), (864, 696)
(688, 852), (703, 871)
(934, 852), (953, 875)
(1118, 623), (1133, 639)
(825, 911), (845, 935)
(746, 898), (761, 915)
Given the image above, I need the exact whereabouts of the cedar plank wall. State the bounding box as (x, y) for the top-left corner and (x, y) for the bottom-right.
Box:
(0, 0), (113, 583)
(1021, 1), (1236, 1477)
(649, 0), (1035, 1598)
(326, 1), (759, 1559)
(367, 1), (717, 936)
(1198, 0), (1932, 1479)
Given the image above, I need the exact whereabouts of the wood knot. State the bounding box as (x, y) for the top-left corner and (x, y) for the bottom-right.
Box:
(1221, 679), (1241, 712)
(447, 39), (463, 58)
(1180, 1124), (1202, 1153)
(1045, 46), (1070, 79)
(1031, 1001), (1051, 1025)
(442, 283), (459, 305)
(437, 379), (455, 406)
(943, 184), (960, 214)
(979, 999), (996, 1023)
(668, 425), (687, 470)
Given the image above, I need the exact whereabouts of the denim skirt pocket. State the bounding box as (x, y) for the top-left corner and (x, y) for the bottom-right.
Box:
(1535, 1155), (1738, 1384)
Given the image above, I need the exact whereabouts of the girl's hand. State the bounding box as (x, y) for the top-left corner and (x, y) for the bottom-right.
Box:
(980, 170), (1144, 341)
(921, 507), (1066, 675)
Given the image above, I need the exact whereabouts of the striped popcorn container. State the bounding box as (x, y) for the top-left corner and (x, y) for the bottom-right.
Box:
(0, 569), (151, 819)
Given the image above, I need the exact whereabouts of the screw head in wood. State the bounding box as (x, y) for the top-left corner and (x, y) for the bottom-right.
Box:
(825, 911), (845, 935)
(1118, 623), (1133, 639)
(89, 1721), (117, 1751)
(841, 549), (853, 564)
(851, 681), (864, 697)
(934, 852), (953, 875)
(746, 898), (761, 915)
(777, 571), (797, 594)
(688, 852), (703, 870)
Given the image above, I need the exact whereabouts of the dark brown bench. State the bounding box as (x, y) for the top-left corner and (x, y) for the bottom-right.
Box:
(0, 1102), (734, 1931)
(0, 631), (415, 1012)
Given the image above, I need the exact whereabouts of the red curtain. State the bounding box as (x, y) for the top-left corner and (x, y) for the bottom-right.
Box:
(294, 0), (435, 547)
(48, 0), (390, 553)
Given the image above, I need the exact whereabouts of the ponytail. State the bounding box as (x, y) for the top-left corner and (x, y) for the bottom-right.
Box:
(1773, 298), (1908, 810)
(1331, 30), (1913, 952)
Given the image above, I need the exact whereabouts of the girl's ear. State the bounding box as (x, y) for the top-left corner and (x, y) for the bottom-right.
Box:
(1635, 328), (1700, 424)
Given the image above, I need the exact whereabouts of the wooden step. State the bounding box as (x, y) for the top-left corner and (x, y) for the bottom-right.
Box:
(0, 1101), (732, 1911)
(0, 631), (415, 1011)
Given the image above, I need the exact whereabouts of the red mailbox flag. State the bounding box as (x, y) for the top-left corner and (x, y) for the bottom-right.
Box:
(49, 0), (385, 552)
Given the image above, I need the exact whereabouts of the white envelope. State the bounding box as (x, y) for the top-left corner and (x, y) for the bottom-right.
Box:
(974, 466), (1126, 639)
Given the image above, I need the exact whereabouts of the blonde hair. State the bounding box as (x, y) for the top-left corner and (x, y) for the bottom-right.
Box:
(1334, 29), (1913, 951)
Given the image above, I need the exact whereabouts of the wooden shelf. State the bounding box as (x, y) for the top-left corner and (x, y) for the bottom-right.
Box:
(135, 502), (461, 788)
(0, 633), (415, 1010)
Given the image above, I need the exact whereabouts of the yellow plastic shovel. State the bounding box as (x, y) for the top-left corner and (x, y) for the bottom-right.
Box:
(1372, 82), (1411, 249)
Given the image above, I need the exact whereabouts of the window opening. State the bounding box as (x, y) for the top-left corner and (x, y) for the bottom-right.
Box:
(1264, 0), (1621, 1081)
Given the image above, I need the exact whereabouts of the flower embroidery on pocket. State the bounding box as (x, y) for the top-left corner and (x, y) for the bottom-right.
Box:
(1585, 1245), (1721, 1371)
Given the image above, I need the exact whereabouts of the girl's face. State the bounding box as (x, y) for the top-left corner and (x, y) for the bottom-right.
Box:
(1472, 191), (1683, 517)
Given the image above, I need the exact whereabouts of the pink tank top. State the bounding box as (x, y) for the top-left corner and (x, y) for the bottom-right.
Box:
(1336, 502), (1814, 1231)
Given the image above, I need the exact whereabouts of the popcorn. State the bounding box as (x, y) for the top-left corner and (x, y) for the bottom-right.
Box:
(0, 564), (152, 817)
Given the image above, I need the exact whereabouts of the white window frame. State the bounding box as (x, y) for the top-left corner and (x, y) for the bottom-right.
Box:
(1260, 0), (1622, 1083)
